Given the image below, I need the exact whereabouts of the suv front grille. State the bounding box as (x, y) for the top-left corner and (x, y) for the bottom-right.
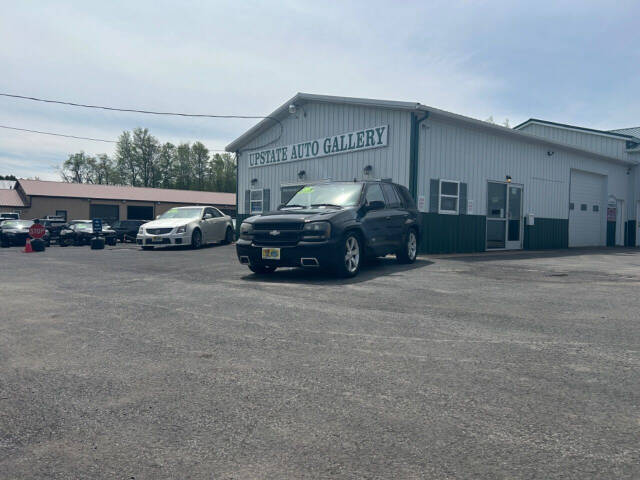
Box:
(253, 222), (304, 231)
(252, 222), (304, 246)
(146, 228), (173, 235)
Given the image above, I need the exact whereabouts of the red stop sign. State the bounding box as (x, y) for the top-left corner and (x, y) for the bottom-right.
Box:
(29, 223), (46, 239)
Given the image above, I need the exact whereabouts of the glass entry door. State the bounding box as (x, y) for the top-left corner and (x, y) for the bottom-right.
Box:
(486, 182), (523, 250)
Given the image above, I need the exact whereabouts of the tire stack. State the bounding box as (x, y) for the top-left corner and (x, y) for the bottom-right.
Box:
(30, 238), (46, 252)
(90, 237), (105, 250)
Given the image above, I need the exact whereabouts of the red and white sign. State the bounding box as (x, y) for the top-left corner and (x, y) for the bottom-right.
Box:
(29, 223), (46, 239)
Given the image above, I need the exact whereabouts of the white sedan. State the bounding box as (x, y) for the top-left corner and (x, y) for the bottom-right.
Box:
(137, 206), (234, 250)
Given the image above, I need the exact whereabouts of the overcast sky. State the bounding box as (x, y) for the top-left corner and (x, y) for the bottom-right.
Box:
(1, 0), (638, 180)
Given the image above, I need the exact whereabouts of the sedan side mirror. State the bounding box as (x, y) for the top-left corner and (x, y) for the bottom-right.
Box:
(156, 215), (160, 219)
(203, 213), (213, 220)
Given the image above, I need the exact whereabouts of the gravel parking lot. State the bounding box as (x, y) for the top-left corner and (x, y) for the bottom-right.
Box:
(1, 244), (639, 479)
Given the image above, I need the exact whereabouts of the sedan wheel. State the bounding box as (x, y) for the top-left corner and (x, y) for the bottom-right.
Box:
(191, 229), (202, 249)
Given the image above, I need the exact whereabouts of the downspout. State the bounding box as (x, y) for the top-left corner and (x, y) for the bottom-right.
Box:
(409, 110), (430, 200)
(235, 151), (240, 234)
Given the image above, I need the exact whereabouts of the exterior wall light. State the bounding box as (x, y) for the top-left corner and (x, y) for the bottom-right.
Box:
(251, 178), (258, 186)
(363, 165), (373, 176)
(506, 175), (512, 183)
(298, 170), (306, 180)
(547, 151), (555, 156)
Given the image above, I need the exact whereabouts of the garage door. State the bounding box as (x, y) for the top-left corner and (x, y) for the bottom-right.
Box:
(127, 205), (154, 220)
(90, 204), (120, 225)
(569, 170), (605, 247)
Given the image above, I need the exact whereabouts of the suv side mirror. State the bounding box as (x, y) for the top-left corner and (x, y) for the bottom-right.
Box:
(366, 200), (385, 211)
(203, 213), (213, 220)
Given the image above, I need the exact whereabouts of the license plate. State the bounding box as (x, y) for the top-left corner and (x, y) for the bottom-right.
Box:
(152, 236), (162, 243)
(262, 247), (280, 260)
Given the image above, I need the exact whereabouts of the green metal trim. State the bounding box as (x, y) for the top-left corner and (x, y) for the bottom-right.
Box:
(606, 222), (616, 247)
(409, 111), (429, 200)
(523, 218), (568, 250)
(418, 212), (485, 254)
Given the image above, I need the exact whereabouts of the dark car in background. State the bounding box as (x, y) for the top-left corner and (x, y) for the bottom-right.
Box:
(237, 180), (419, 277)
(0, 220), (51, 247)
(34, 217), (67, 243)
(59, 221), (117, 247)
(0, 212), (20, 222)
(111, 219), (147, 242)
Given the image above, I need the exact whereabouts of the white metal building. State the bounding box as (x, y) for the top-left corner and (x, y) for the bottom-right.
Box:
(227, 93), (640, 253)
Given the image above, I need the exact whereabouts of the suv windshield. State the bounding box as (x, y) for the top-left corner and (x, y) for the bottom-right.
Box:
(159, 208), (203, 219)
(284, 183), (362, 208)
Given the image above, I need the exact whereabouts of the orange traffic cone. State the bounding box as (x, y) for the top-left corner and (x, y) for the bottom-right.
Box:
(24, 238), (33, 253)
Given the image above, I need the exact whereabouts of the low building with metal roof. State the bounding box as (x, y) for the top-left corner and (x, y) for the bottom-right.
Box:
(0, 179), (236, 223)
(227, 93), (639, 253)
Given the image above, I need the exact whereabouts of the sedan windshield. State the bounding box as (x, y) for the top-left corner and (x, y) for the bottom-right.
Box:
(1, 220), (33, 228)
(284, 183), (362, 208)
(158, 208), (203, 219)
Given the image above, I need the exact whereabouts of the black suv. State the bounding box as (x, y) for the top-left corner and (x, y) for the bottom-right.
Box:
(111, 220), (147, 242)
(237, 181), (419, 277)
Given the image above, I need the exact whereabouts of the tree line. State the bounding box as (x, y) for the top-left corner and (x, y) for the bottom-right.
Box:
(60, 127), (236, 193)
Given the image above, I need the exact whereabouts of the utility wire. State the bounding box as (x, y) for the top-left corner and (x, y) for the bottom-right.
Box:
(0, 124), (116, 143)
(0, 92), (282, 150)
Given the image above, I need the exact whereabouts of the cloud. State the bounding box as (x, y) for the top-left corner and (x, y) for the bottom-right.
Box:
(0, 0), (638, 179)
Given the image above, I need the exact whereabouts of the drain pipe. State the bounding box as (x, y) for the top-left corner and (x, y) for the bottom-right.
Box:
(409, 110), (430, 201)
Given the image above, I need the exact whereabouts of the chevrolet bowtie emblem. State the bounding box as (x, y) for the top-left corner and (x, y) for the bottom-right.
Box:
(269, 230), (281, 236)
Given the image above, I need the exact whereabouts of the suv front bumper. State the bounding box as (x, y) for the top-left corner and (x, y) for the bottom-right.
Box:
(236, 239), (338, 268)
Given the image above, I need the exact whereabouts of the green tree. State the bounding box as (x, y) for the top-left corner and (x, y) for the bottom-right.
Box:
(115, 131), (137, 186)
(156, 142), (176, 189)
(191, 142), (209, 191)
(132, 127), (159, 187)
(60, 152), (93, 183)
(174, 142), (192, 190)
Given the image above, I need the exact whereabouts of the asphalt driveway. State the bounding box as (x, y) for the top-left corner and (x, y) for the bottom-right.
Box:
(1, 244), (639, 479)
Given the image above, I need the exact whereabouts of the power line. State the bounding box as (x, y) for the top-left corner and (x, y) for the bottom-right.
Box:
(0, 124), (116, 143)
(0, 92), (282, 150)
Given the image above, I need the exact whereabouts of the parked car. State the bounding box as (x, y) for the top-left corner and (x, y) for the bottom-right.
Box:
(236, 180), (419, 277)
(0, 219), (50, 247)
(58, 221), (117, 247)
(136, 206), (234, 250)
(0, 212), (20, 222)
(34, 217), (67, 242)
(111, 220), (147, 242)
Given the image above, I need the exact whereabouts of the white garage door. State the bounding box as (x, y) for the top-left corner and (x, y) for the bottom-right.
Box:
(569, 170), (605, 247)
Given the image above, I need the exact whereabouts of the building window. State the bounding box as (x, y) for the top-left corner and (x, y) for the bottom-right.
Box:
(593, 205), (599, 212)
(581, 204), (587, 211)
(569, 203), (574, 210)
(250, 189), (263, 213)
(439, 180), (459, 214)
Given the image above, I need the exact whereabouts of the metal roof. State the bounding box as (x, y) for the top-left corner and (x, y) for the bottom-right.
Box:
(514, 118), (635, 140)
(17, 179), (236, 205)
(0, 188), (25, 207)
(226, 93), (638, 166)
(609, 126), (640, 139)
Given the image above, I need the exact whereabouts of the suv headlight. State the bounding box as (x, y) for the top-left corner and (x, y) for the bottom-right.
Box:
(302, 221), (331, 241)
(176, 225), (187, 234)
(239, 222), (254, 239)
(138, 227), (144, 234)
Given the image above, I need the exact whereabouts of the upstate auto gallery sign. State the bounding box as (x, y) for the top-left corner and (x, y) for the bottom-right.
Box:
(248, 125), (388, 168)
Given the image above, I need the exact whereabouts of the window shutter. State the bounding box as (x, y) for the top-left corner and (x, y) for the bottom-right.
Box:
(429, 179), (439, 213)
(459, 183), (468, 215)
(244, 190), (250, 214)
(263, 188), (270, 212)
